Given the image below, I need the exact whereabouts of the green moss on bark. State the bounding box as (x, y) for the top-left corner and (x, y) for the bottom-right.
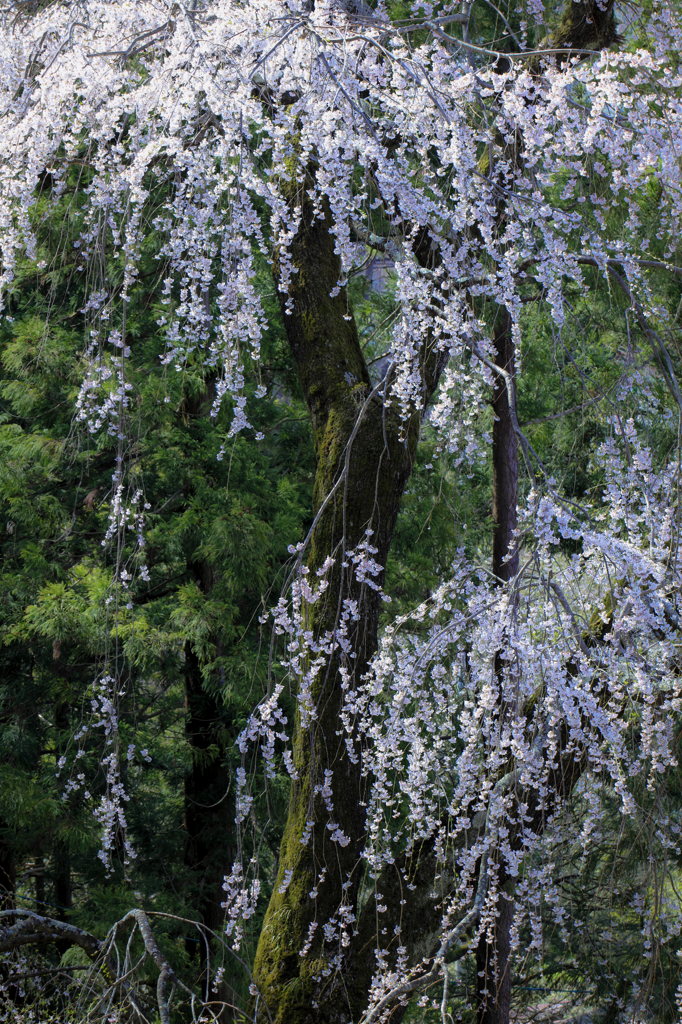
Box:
(544, 0), (618, 54)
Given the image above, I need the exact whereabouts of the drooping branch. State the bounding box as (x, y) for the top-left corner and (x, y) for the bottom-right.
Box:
(118, 909), (183, 1024)
(356, 768), (524, 1024)
(0, 908), (205, 1024)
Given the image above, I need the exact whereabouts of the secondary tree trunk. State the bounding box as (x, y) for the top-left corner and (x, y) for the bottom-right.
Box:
(183, 608), (236, 1005)
(471, 1), (619, 1013)
(0, 833), (14, 911)
(54, 700), (72, 922)
(476, 307), (518, 1024)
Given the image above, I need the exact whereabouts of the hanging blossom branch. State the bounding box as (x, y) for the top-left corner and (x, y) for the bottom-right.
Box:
(358, 767), (523, 1024)
(346, 407), (682, 1010)
(60, 672), (137, 872)
(1, 2), (680, 399)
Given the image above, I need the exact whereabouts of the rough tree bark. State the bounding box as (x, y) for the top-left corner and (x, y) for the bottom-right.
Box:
(251, 186), (445, 1023)
(476, 307), (518, 1024)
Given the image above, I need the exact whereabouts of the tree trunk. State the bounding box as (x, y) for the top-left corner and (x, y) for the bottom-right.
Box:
(53, 839), (72, 921)
(476, 307), (518, 1024)
(183, 635), (235, 1003)
(0, 832), (14, 912)
(54, 700), (72, 922)
(254, 6), (618, 1017)
(252, 188), (445, 1024)
(490, 309), (519, 590)
(476, 893), (514, 1024)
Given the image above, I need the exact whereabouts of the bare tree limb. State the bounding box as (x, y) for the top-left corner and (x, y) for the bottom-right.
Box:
(0, 909), (102, 958)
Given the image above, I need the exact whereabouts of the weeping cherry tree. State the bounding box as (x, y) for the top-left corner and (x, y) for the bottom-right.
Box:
(0, 0), (681, 1022)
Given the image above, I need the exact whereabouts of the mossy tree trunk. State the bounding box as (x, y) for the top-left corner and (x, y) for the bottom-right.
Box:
(547, 0), (617, 53)
(252, 186), (445, 1023)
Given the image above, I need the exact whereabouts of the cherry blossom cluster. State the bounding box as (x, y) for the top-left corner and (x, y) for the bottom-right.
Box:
(59, 673), (136, 872)
(221, 862), (261, 952)
(0, 2), (681, 436)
